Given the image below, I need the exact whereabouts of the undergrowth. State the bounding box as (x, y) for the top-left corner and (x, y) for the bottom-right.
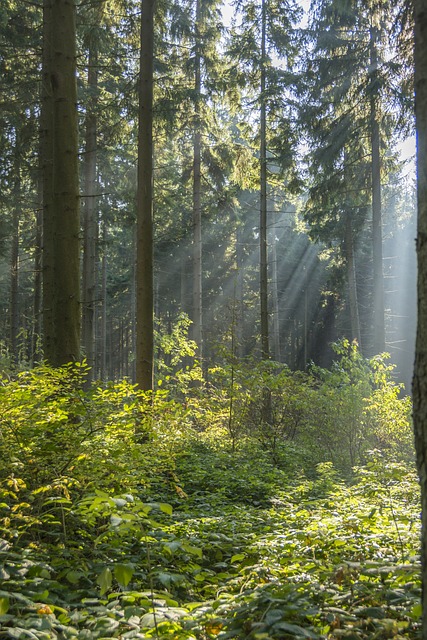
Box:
(0, 349), (420, 639)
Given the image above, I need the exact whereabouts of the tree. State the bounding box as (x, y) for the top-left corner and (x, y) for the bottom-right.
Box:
(81, 18), (100, 379)
(228, 0), (300, 361)
(301, 0), (406, 356)
(41, 0), (80, 366)
(136, 0), (155, 390)
(413, 0), (427, 635)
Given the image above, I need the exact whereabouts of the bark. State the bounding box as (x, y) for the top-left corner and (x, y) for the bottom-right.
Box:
(413, 1), (427, 636)
(10, 148), (20, 364)
(192, 0), (203, 359)
(270, 208), (281, 361)
(345, 214), (362, 349)
(136, 0), (154, 391)
(42, 0), (80, 366)
(33, 202), (42, 364)
(370, 26), (385, 354)
(260, 0), (269, 360)
(235, 210), (245, 358)
(100, 230), (107, 381)
(82, 42), (98, 378)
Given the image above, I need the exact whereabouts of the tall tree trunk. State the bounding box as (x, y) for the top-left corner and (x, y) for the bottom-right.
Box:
(260, 0), (269, 361)
(42, 0), (80, 366)
(82, 42), (98, 379)
(235, 209), (245, 358)
(270, 205), (281, 361)
(10, 145), (20, 365)
(100, 223), (107, 381)
(370, 25), (385, 354)
(413, 1), (427, 636)
(345, 213), (362, 349)
(33, 202), (42, 364)
(136, 0), (154, 390)
(192, 0), (203, 360)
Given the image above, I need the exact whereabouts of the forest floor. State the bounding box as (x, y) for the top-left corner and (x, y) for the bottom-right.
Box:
(0, 448), (421, 640)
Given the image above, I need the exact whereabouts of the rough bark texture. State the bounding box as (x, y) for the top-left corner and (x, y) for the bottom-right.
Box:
(136, 0), (154, 390)
(370, 26), (385, 355)
(260, 0), (269, 361)
(82, 42), (98, 378)
(192, 0), (203, 360)
(414, 1), (427, 636)
(42, 0), (80, 366)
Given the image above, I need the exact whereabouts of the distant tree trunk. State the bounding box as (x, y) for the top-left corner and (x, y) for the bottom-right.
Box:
(41, 0), (80, 366)
(10, 146), (20, 365)
(33, 130), (44, 365)
(136, 0), (154, 391)
(260, 0), (269, 361)
(100, 226), (107, 380)
(82, 42), (98, 379)
(370, 25), (385, 354)
(192, 0), (203, 360)
(270, 208), (281, 361)
(345, 213), (362, 349)
(33, 202), (42, 364)
(235, 210), (245, 358)
(413, 1), (427, 636)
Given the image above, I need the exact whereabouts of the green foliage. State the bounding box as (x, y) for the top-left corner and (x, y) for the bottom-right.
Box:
(0, 362), (420, 639)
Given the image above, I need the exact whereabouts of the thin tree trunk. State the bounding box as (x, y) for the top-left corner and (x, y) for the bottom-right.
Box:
(270, 205), (281, 361)
(235, 209), (245, 358)
(82, 42), (98, 379)
(192, 0), (203, 360)
(370, 26), (385, 354)
(345, 213), (362, 349)
(260, 0), (269, 360)
(41, 0), (55, 362)
(10, 146), (20, 365)
(33, 203), (42, 364)
(136, 0), (154, 390)
(413, 1), (427, 636)
(100, 223), (107, 381)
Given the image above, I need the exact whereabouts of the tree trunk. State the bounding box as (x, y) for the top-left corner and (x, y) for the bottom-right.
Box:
(370, 26), (385, 354)
(82, 41), (98, 379)
(270, 205), (281, 361)
(345, 213), (362, 349)
(235, 209), (245, 358)
(260, 0), (269, 361)
(192, 0), (203, 360)
(100, 225), (107, 381)
(42, 0), (80, 366)
(136, 0), (154, 391)
(10, 145), (20, 365)
(413, 1), (427, 636)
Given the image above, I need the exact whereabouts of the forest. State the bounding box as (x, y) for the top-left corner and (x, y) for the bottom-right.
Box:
(0, 0), (425, 638)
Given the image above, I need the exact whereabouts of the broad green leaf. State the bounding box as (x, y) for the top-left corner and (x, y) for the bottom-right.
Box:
(97, 567), (112, 595)
(230, 553), (246, 564)
(114, 564), (134, 588)
(0, 597), (9, 615)
(66, 570), (82, 585)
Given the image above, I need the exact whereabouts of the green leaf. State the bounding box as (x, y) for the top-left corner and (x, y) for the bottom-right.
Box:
(409, 603), (422, 620)
(230, 553), (246, 563)
(97, 567), (112, 595)
(114, 564), (134, 588)
(273, 622), (318, 638)
(0, 597), (9, 615)
(66, 570), (82, 585)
